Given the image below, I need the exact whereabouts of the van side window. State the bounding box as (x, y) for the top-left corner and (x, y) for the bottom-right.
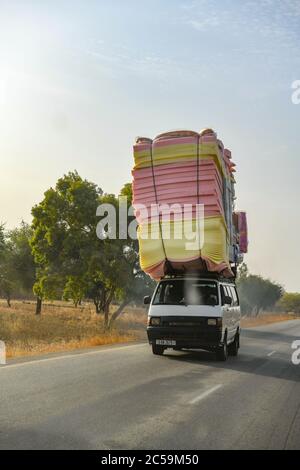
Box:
(233, 286), (239, 306)
(225, 285), (233, 305)
(154, 283), (163, 303)
(228, 286), (235, 305)
(221, 285), (235, 306)
(229, 286), (238, 306)
(220, 285), (227, 306)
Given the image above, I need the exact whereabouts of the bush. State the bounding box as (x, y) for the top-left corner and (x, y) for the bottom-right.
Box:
(277, 293), (300, 315)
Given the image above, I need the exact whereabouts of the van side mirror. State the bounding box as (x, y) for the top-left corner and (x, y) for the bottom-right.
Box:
(143, 295), (151, 305)
(223, 295), (232, 306)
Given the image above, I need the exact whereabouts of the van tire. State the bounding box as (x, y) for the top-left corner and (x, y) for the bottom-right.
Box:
(152, 344), (164, 356)
(228, 332), (239, 357)
(216, 336), (228, 361)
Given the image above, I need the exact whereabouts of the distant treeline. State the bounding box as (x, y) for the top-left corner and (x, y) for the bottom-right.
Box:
(237, 264), (284, 316)
(237, 264), (300, 316)
(0, 172), (298, 324)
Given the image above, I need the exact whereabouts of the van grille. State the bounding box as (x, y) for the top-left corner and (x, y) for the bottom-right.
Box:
(161, 316), (208, 327)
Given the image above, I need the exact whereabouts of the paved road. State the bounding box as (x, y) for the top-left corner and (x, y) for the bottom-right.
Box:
(0, 320), (300, 450)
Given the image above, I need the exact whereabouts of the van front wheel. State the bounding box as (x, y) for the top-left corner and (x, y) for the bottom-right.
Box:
(152, 344), (164, 356)
(228, 333), (239, 356)
(216, 339), (228, 361)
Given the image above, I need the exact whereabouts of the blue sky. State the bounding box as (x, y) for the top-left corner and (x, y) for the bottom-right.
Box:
(0, 0), (299, 290)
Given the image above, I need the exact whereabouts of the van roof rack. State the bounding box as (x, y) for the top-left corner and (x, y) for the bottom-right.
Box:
(161, 272), (236, 283)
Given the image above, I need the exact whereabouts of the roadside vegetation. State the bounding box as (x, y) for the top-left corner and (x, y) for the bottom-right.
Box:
(0, 300), (147, 359)
(1, 299), (294, 360)
(240, 313), (296, 328)
(236, 263), (284, 316)
(0, 173), (154, 328)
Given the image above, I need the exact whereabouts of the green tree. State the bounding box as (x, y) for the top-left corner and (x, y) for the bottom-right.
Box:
(7, 222), (36, 297)
(90, 191), (134, 327)
(0, 224), (14, 306)
(87, 185), (155, 329)
(237, 266), (283, 315)
(237, 262), (249, 280)
(63, 276), (87, 307)
(105, 183), (155, 328)
(31, 171), (103, 314)
(120, 182), (133, 203)
(277, 293), (300, 315)
(0, 224), (5, 255)
(0, 222), (37, 308)
(30, 175), (154, 327)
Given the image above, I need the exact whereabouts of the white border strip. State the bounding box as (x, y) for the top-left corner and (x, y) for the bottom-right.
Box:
(0, 343), (146, 371)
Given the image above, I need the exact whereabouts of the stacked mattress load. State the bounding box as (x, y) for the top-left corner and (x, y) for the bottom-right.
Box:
(132, 128), (247, 280)
(234, 211), (248, 254)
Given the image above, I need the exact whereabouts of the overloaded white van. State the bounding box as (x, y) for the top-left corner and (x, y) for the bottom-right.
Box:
(144, 275), (241, 361)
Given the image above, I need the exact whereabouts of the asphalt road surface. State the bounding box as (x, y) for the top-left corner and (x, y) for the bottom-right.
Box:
(1, 320), (300, 450)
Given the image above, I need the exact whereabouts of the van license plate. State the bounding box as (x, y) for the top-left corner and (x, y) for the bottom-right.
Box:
(156, 339), (176, 346)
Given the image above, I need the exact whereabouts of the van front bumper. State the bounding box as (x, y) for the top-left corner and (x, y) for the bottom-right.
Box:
(147, 323), (223, 351)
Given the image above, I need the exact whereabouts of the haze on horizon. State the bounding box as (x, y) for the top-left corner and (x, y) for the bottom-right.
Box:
(0, 0), (299, 291)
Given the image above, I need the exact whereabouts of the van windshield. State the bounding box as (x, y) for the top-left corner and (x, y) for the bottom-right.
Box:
(153, 279), (219, 306)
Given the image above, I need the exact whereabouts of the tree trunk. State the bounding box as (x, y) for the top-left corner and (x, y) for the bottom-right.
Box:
(108, 299), (130, 329)
(103, 290), (115, 330)
(35, 297), (42, 315)
(94, 299), (101, 314)
(6, 296), (11, 308)
(104, 304), (110, 330)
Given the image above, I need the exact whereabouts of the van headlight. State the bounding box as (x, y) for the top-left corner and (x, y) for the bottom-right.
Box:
(208, 318), (222, 326)
(149, 317), (161, 326)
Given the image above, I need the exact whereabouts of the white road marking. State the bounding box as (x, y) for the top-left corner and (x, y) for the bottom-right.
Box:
(189, 384), (222, 405)
(0, 343), (146, 371)
(267, 350), (276, 357)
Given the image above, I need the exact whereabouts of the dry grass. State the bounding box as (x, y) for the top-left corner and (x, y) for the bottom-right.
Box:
(241, 312), (296, 328)
(0, 300), (147, 359)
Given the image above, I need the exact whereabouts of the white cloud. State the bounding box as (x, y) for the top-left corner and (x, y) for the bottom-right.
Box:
(180, 0), (300, 56)
(84, 40), (186, 82)
(187, 16), (220, 31)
